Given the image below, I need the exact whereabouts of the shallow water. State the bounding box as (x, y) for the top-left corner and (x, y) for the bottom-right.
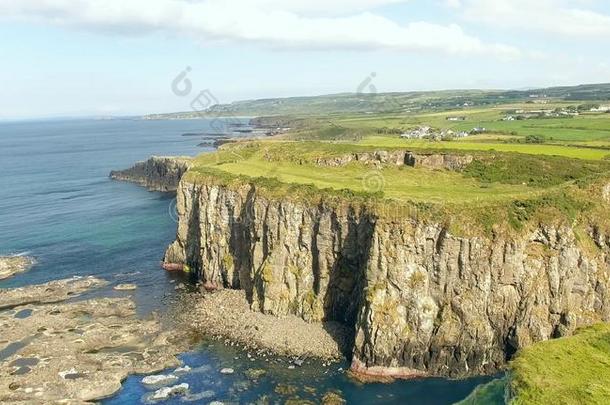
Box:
(106, 340), (494, 405)
(0, 118), (494, 404)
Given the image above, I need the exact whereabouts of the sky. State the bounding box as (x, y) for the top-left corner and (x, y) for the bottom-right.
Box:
(1, 0), (610, 119)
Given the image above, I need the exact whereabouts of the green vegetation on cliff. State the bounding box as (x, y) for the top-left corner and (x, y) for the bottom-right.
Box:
(180, 92), (610, 239)
(185, 141), (610, 241)
(509, 323), (610, 404)
(188, 143), (539, 204)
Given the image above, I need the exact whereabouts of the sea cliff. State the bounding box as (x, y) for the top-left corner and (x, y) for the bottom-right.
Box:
(163, 177), (610, 378)
(110, 156), (192, 192)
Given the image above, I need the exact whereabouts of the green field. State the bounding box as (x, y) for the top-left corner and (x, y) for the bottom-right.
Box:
(143, 83), (610, 119)
(356, 137), (610, 160)
(334, 106), (610, 142)
(196, 155), (536, 204)
(188, 98), (610, 205)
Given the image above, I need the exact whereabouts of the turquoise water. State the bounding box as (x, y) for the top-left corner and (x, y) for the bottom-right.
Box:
(0, 119), (493, 404)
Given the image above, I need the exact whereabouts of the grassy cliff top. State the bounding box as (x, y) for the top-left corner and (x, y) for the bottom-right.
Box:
(182, 100), (610, 235)
(188, 140), (609, 202)
(184, 138), (610, 236)
(509, 323), (610, 404)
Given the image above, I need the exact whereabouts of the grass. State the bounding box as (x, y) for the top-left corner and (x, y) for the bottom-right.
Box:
(189, 142), (540, 204)
(509, 323), (610, 404)
(182, 100), (610, 235)
(462, 153), (610, 187)
(356, 137), (610, 160)
(183, 139), (610, 240)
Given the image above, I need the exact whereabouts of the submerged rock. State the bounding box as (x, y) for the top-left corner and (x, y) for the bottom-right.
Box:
(173, 365), (191, 375)
(322, 390), (347, 405)
(274, 383), (298, 396)
(114, 283), (137, 291)
(150, 383), (189, 400)
(181, 389), (216, 402)
(0, 256), (35, 281)
(220, 367), (234, 375)
(244, 368), (266, 379)
(141, 374), (178, 386)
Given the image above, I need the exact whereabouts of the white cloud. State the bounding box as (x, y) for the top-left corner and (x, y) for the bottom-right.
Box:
(460, 0), (610, 37)
(0, 0), (520, 58)
(444, 0), (462, 9)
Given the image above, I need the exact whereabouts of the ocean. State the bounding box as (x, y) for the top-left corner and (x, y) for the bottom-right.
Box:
(0, 118), (493, 404)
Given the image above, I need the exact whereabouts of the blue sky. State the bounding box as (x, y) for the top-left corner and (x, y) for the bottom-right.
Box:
(1, 0), (610, 119)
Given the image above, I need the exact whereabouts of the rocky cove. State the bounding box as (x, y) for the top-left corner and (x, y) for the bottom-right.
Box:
(121, 153), (610, 381)
(0, 118), (502, 405)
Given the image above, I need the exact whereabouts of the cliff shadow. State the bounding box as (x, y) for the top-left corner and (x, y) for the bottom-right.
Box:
(184, 190), (203, 280)
(229, 186), (256, 302)
(321, 206), (376, 359)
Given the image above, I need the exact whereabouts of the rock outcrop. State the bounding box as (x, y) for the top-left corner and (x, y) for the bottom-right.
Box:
(0, 256), (35, 281)
(110, 156), (193, 192)
(164, 180), (610, 379)
(311, 151), (473, 171)
(0, 276), (105, 310)
(0, 277), (183, 403)
(603, 182), (610, 203)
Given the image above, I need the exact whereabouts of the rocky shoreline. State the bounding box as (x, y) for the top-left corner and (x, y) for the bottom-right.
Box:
(173, 288), (351, 361)
(0, 277), (187, 403)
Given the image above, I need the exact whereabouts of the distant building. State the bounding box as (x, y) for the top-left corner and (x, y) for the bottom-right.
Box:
(400, 126), (469, 140)
(591, 105), (610, 112)
(471, 127), (487, 134)
(401, 126), (432, 139)
(446, 116), (466, 121)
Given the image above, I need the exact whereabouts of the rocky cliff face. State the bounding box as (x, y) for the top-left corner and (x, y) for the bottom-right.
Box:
(110, 156), (192, 192)
(164, 180), (610, 378)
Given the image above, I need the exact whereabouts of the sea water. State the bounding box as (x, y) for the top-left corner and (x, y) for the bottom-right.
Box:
(0, 118), (494, 404)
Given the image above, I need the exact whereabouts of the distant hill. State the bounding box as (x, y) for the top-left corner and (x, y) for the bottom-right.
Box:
(141, 83), (610, 119)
